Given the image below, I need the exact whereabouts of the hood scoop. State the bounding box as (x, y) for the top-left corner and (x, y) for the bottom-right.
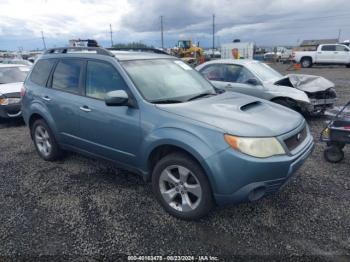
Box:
(240, 101), (262, 111)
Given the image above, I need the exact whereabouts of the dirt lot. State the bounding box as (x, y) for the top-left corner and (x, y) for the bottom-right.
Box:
(0, 64), (349, 261)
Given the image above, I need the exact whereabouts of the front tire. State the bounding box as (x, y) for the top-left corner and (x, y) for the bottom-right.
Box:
(324, 146), (344, 163)
(31, 119), (62, 161)
(152, 152), (214, 220)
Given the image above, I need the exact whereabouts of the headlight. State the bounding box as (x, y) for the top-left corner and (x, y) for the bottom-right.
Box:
(0, 98), (21, 105)
(224, 134), (285, 158)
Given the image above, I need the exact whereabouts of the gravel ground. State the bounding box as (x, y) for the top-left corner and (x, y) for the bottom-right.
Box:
(0, 64), (349, 261)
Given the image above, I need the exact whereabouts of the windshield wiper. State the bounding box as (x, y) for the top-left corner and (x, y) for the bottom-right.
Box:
(152, 99), (183, 104)
(187, 92), (216, 101)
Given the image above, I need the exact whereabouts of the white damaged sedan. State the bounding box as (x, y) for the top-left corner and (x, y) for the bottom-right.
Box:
(196, 59), (337, 115)
(0, 64), (30, 118)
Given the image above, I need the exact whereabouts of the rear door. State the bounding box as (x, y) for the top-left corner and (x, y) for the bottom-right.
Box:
(45, 58), (83, 146)
(77, 59), (141, 165)
(316, 45), (336, 63)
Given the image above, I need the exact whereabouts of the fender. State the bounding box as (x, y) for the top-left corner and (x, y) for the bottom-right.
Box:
(139, 126), (227, 181)
(268, 87), (310, 104)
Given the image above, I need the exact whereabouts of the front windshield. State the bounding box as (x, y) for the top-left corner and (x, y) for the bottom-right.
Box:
(249, 62), (282, 81)
(0, 67), (29, 84)
(121, 59), (215, 102)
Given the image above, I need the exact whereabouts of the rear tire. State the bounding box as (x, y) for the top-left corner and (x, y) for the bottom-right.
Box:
(31, 119), (62, 161)
(301, 57), (312, 68)
(152, 152), (214, 220)
(324, 146), (344, 163)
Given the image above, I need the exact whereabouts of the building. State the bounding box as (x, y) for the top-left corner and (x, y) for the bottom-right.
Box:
(299, 39), (338, 51)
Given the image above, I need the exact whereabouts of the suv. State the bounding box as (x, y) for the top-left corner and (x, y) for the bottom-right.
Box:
(22, 47), (314, 220)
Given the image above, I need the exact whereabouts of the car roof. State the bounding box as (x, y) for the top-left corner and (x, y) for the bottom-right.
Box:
(40, 49), (173, 62)
(111, 51), (173, 61)
(199, 59), (260, 66)
(0, 63), (28, 68)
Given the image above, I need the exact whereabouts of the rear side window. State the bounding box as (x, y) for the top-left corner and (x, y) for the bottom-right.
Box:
(52, 59), (82, 94)
(85, 60), (128, 100)
(30, 59), (56, 86)
(321, 45), (336, 51)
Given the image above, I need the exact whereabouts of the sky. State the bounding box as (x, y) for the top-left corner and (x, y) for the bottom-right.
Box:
(0, 0), (350, 51)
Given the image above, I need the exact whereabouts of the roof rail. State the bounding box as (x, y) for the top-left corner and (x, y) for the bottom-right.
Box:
(107, 47), (169, 55)
(43, 47), (115, 57)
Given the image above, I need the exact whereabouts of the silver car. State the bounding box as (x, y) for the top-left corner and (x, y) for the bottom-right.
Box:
(196, 59), (337, 115)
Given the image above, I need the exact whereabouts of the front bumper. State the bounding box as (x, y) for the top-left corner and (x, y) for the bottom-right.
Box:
(203, 132), (314, 206)
(0, 104), (22, 118)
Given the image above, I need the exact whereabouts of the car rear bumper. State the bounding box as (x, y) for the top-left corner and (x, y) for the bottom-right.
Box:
(203, 134), (314, 206)
(0, 104), (22, 118)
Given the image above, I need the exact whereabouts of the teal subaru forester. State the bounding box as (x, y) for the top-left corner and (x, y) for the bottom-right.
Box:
(21, 47), (314, 220)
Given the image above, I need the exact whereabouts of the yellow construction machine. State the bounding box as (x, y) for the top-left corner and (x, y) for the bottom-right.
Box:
(170, 40), (204, 66)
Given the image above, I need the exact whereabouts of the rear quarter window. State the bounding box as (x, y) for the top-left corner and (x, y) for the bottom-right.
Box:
(30, 59), (56, 86)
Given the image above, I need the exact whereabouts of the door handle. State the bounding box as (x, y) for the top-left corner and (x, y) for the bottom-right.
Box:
(226, 84), (233, 88)
(42, 96), (51, 101)
(334, 52), (338, 54)
(79, 106), (91, 112)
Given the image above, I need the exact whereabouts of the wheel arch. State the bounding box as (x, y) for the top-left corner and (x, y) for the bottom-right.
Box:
(300, 56), (313, 64)
(148, 144), (205, 177)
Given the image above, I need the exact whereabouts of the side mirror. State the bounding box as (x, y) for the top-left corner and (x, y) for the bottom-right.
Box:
(246, 78), (259, 86)
(105, 90), (129, 106)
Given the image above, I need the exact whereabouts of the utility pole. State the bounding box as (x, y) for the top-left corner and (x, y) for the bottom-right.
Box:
(212, 14), (215, 57)
(41, 30), (46, 50)
(110, 24), (114, 47)
(160, 16), (164, 50)
(338, 28), (342, 42)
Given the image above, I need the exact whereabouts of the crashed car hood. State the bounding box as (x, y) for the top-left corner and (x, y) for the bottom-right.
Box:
(273, 74), (334, 92)
(0, 82), (22, 96)
(156, 92), (304, 137)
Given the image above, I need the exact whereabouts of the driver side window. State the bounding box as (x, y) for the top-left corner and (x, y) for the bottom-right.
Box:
(200, 64), (225, 81)
(224, 64), (256, 84)
(85, 60), (128, 100)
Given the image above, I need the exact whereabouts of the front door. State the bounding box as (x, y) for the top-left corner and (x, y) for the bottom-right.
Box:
(221, 64), (266, 99)
(334, 45), (350, 63)
(78, 60), (141, 165)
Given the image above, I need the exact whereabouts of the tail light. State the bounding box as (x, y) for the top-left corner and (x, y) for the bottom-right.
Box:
(20, 84), (26, 97)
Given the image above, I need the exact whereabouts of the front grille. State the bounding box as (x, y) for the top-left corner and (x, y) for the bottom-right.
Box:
(306, 88), (337, 99)
(284, 127), (307, 151)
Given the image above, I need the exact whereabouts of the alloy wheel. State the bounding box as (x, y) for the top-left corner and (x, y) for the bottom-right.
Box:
(159, 165), (202, 212)
(34, 125), (52, 157)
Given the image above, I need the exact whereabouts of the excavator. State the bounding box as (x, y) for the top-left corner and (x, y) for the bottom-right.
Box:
(170, 40), (204, 66)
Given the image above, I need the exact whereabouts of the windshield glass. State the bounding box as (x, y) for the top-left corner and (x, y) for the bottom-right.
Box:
(0, 66), (30, 84)
(121, 59), (215, 102)
(249, 62), (282, 81)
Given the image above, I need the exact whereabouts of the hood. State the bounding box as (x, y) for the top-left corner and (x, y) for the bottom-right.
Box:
(0, 82), (22, 96)
(156, 92), (303, 137)
(274, 74), (334, 93)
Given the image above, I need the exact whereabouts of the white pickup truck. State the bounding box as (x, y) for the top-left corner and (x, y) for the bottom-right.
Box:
(293, 44), (350, 68)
